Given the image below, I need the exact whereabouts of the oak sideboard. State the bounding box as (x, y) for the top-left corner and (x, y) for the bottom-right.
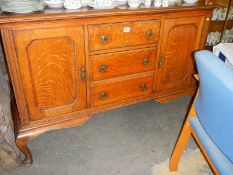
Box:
(0, 2), (214, 167)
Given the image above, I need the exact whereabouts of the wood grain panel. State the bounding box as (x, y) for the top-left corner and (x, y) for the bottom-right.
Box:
(27, 37), (77, 110)
(91, 75), (154, 107)
(156, 16), (204, 92)
(163, 25), (195, 82)
(88, 20), (160, 51)
(91, 48), (157, 81)
(13, 26), (86, 121)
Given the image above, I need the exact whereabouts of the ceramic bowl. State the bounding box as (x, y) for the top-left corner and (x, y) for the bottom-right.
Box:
(64, 0), (82, 9)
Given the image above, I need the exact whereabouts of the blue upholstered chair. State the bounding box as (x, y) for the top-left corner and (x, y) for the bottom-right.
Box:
(169, 50), (233, 175)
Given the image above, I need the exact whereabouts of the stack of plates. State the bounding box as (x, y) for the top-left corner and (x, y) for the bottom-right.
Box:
(1, 0), (44, 13)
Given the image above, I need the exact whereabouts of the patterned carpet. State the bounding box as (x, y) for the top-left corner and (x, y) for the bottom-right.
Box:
(153, 149), (213, 175)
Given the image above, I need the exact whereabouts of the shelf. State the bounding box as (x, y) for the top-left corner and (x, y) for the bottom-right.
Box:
(225, 20), (233, 29)
(212, 19), (233, 22)
(205, 46), (213, 51)
(209, 20), (233, 31)
(209, 22), (225, 32)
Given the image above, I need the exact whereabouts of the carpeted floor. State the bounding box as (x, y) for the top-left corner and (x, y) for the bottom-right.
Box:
(1, 97), (200, 175)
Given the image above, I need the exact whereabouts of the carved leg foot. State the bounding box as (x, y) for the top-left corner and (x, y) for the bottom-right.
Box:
(16, 138), (33, 167)
(14, 114), (92, 168)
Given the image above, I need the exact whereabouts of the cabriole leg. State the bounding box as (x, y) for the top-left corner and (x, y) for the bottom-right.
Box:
(16, 137), (33, 167)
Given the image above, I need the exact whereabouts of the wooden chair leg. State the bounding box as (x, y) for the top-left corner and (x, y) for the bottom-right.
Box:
(169, 103), (196, 171)
(16, 137), (33, 167)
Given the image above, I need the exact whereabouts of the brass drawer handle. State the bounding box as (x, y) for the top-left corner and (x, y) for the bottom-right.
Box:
(146, 30), (154, 40)
(99, 91), (108, 100)
(100, 34), (110, 44)
(143, 57), (150, 66)
(99, 64), (108, 73)
(139, 83), (148, 91)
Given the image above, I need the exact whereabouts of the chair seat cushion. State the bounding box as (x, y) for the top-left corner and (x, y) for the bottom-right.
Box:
(190, 117), (233, 175)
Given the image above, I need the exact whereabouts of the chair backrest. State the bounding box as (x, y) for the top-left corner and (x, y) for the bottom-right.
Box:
(194, 50), (233, 163)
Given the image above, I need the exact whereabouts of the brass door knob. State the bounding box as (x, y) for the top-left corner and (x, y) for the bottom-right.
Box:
(100, 34), (110, 44)
(99, 91), (108, 100)
(143, 57), (150, 66)
(146, 30), (154, 40)
(139, 83), (148, 91)
(99, 64), (108, 73)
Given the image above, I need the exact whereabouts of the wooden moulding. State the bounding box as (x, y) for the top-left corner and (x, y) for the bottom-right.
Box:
(0, 2), (216, 25)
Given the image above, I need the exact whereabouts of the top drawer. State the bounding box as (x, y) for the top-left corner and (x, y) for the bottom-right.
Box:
(88, 20), (160, 51)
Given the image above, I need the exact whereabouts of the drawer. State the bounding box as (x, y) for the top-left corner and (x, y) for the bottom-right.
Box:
(91, 75), (154, 107)
(88, 20), (160, 51)
(91, 48), (157, 81)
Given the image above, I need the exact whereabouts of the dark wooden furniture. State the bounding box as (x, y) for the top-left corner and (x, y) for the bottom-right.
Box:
(0, 2), (214, 167)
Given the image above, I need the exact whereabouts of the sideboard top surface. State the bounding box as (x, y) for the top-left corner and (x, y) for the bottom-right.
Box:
(0, 1), (215, 24)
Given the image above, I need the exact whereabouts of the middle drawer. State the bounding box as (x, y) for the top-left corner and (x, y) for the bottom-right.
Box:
(90, 48), (157, 81)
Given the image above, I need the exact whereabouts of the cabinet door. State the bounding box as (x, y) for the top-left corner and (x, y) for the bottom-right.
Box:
(156, 16), (204, 92)
(13, 26), (86, 121)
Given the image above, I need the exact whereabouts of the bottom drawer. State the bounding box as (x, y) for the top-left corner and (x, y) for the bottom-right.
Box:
(91, 75), (154, 107)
